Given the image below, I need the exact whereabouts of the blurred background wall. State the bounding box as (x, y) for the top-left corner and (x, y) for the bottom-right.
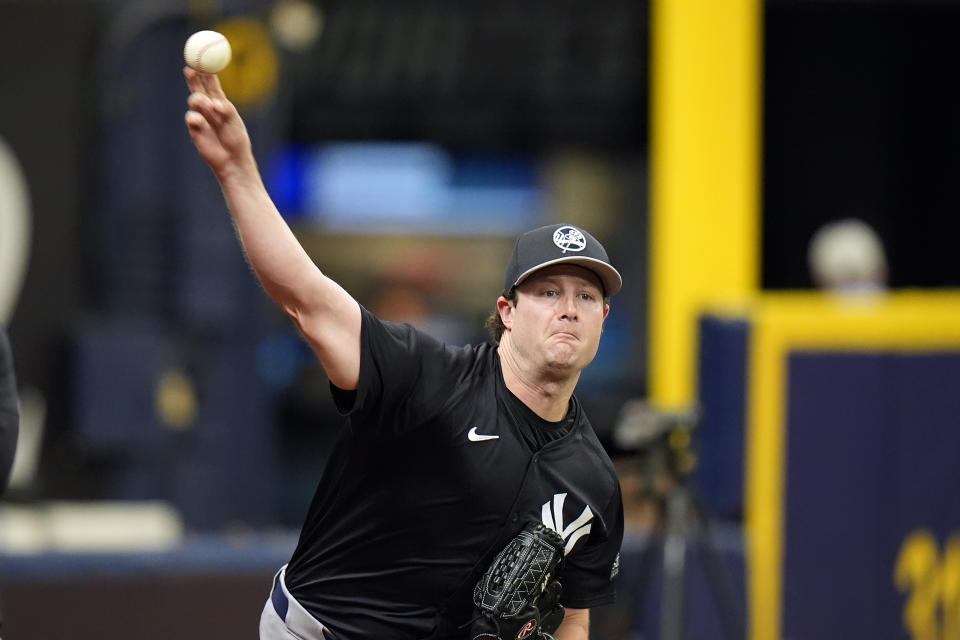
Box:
(0, 0), (959, 639)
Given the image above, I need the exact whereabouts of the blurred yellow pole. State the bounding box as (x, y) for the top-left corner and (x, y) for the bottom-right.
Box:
(648, 0), (761, 411)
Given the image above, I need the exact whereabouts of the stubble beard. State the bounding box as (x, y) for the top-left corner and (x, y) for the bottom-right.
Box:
(542, 340), (586, 379)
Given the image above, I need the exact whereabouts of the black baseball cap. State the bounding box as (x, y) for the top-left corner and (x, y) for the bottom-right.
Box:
(503, 223), (622, 297)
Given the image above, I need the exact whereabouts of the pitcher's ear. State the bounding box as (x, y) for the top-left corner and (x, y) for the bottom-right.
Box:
(497, 296), (515, 329)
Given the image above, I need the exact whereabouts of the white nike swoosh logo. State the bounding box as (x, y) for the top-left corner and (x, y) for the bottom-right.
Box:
(468, 426), (500, 442)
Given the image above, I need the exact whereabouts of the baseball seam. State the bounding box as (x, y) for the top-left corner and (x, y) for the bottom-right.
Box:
(192, 37), (226, 71)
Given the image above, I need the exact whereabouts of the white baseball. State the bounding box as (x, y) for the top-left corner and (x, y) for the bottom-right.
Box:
(184, 30), (232, 74)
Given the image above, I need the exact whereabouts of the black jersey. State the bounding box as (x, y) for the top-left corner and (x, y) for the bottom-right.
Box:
(284, 307), (624, 639)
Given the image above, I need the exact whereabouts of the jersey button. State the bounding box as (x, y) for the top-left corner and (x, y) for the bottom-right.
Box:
(510, 513), (518, 523)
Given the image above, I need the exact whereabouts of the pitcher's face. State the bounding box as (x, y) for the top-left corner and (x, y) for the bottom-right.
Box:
(500, 265), (609, 375)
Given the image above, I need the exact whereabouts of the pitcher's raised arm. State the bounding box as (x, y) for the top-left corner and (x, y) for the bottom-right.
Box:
(183, 67), (360, 390)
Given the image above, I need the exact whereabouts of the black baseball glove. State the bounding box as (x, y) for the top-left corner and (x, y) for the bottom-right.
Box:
(469, 522), (566, 640)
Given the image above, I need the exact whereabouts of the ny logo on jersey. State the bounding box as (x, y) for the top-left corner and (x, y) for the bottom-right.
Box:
(541, 492), (593, 556)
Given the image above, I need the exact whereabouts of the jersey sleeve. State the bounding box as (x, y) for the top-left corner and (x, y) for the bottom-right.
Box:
(558, 483), (624, 609)
(330, 306), (463, 438)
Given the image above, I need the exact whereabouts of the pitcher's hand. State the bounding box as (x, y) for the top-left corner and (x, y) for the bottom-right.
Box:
(183, 67), (255, 181)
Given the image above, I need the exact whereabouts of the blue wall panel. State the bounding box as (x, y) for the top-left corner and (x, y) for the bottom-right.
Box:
(893, 354), (960, 531)
(696, 316), (749, 519)
(783, 353), (897, 638)
(782, 352), (960, 639)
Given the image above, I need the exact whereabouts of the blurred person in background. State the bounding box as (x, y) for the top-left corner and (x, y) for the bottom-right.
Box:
(183, 68), (623, 640)
(808, 218), (888, 294)
(0, 323), (19, 636)
(0, 324), (17, 494)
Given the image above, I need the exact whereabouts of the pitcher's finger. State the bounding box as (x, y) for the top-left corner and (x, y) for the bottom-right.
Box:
(185, 109), (209, 132)
(186, 92), (225, 127)
(199, 71), (228, 100)
(184, 66), (206, 95)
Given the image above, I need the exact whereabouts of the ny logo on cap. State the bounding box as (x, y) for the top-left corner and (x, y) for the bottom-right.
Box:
(553, 226), (587, 254)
